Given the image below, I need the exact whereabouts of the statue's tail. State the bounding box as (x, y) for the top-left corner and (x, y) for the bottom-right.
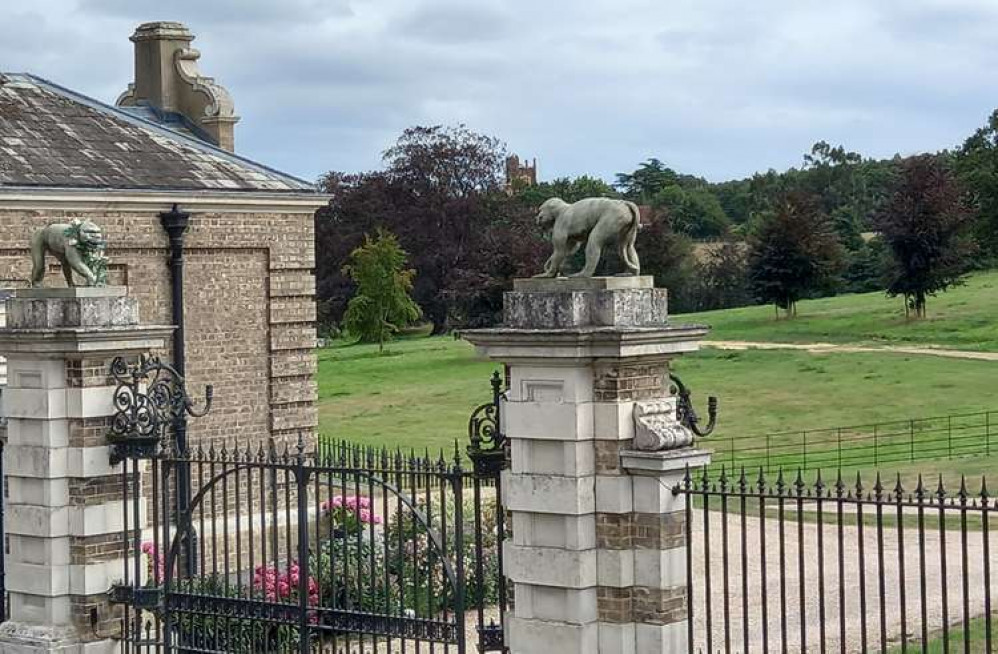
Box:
(625, 201), (642, 235)
(623, 201), (642, 275)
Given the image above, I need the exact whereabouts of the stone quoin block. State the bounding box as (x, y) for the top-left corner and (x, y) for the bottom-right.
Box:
(598, 622), (636, 654)
(508, 365), (594, 403)
(511, 439), (596, 476)
(633, 548), (688, 590)
(595, 475), (634, 514)
(512, 513), (597, 550)
(504, 543), (598, 589)
(504, 400), (594, 441)
(507, 617), (599, 654)
(514, 585), (598, 624)
(503, 472), (596, 516)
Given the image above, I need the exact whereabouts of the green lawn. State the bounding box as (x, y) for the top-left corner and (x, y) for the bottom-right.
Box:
(318, 336), (998, 480)
(317, 337), (495, 453)
(674, 270), (998, 352)
(889, 614), (997, 653)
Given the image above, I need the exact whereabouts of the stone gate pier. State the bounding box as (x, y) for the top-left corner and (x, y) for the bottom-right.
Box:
(0, 287), (171, 653)
(464, 277), (712, 654)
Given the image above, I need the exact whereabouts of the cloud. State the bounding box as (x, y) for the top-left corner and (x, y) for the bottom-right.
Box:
(391, 3), (514, 45)
(2, 0), (997, 183)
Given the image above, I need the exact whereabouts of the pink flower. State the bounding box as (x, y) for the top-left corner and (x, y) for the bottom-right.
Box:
(140, 541), (164, 584)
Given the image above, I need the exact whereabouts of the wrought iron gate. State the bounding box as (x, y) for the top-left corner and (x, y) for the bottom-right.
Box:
(109, 359), (509, 653)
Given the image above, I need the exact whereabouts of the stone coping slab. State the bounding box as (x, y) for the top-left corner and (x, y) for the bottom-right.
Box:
(14, 287), (127, 299)
(463, 323), (709, 360)
(620, 448), (712, 475)
(513, 276), (654, 292)
(0, 325), (173, 355)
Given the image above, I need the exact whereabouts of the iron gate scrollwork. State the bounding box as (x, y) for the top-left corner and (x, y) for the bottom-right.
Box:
(107, 354), (213, 464)
(110, 366), (510, 653)
(466, 369), (510, 652)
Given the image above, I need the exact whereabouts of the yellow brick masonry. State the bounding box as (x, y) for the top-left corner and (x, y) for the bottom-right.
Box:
(0, 207), (317, 450)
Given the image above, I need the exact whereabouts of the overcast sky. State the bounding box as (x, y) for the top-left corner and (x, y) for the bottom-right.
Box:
(2, 0), (997, 185)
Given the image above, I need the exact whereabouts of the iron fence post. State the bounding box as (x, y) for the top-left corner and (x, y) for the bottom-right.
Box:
(874, 424), (879, 467)
(295, 439), (311, 654)
(0, 438), (5, 623)
(453, 454), (467, 654)
(838, 428), (842, 468)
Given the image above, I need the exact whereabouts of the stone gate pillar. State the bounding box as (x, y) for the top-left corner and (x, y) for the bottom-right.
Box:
(0, 287), (171, 653)
(464, 277), (712, 654)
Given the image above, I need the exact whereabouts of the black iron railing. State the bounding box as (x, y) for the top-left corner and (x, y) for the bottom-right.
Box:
(711, 409), (998, 473)
(115, 438), (509, 653)
(678, 467), (998, 654)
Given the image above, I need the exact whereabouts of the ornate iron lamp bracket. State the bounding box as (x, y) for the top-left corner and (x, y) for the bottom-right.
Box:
(107, 354), (213, 464)
(669, 372), (718, 438)
(467, 370), (507, 476)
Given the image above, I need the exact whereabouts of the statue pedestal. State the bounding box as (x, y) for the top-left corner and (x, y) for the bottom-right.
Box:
(0, 287), (172, 653)
(463, 277), (712, 654)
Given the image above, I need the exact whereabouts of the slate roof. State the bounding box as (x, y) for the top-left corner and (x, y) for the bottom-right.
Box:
(0, 73), (315, 193)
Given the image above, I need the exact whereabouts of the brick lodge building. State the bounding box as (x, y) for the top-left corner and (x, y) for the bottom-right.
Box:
(0, 22), (326, 449)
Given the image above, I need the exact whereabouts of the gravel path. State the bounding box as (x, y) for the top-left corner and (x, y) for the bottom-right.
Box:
(705, 340), (998, 362)
(691, 509), (996, 653)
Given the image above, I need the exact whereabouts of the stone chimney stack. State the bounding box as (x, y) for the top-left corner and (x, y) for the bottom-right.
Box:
(117, 22), (240, 152)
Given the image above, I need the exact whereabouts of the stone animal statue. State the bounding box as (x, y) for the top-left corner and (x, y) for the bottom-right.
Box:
(534, 197), (641, 278)
(30, 220), (108, 287)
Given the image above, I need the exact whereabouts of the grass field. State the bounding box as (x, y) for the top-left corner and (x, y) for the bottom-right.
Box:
(675, 270), (998, 352)
(317, 336), (998, 481)
(889, 614), (997, 653)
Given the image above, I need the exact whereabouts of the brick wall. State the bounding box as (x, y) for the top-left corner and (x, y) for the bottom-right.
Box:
(0, 205), (318, 450)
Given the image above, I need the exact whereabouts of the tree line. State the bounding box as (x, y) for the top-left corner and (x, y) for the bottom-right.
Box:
(317, 111), (998, 341)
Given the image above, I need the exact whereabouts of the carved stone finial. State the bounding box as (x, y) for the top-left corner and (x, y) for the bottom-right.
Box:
(30, 220), (109, 288)
(117, 21), (240, 151)
(633, 399), (694, 451)
(534, 197), (642, 278)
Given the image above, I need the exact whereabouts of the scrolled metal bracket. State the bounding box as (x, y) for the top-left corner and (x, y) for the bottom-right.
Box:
(106, 354), (213, 464)
(669, 373), (718, 438)
(467, 370), (508, 476)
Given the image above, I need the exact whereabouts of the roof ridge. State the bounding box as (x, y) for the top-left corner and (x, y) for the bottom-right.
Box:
(18, 73), (315, 192)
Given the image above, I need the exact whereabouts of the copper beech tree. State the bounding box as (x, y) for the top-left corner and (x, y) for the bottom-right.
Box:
(747, 192), (843, 318)
(873, 155), (976, 318)
(316, 125), (545, 334)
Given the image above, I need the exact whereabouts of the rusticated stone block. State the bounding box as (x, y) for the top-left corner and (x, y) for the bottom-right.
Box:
(8, 289), (138, 329)
(503, 277), (668, 329)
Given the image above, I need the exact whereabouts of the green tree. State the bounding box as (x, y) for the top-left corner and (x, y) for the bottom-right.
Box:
(342, 230), (422, 352)
(635, 214), (696, 310)
(873, 155), (976, 318)
(747, 193), (844, 318)
(615, 158), (679, 203)
(956, 109), (998, 256)
(652, 185), (731, 240)
(513, 175), (617, 206)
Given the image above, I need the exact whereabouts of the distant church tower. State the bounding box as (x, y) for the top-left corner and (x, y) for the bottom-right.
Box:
(505, 154), (537, 190)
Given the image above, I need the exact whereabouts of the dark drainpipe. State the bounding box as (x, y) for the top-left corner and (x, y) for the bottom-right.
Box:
(160, 203), (195, 575)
